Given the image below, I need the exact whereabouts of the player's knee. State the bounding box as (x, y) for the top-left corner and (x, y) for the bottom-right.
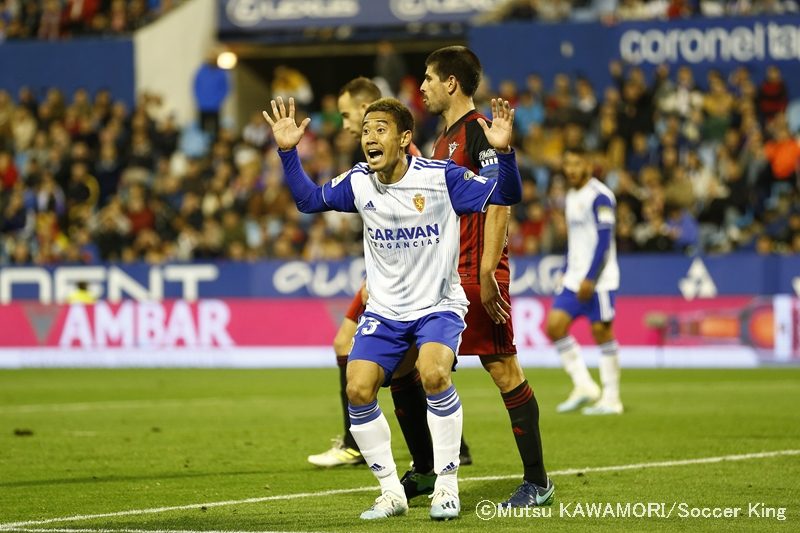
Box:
(345, 379), (376, 405)
(489, 367), (516, 392)
(591, 322), (613, 344)
(546, 319), (567, 341)
(419, 365), (451, 395)
(483, 357), (524, 393)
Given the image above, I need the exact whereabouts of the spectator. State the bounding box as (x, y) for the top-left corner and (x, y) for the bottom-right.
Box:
(763, 116), (800, 190)
(271, 65), (313, 106)
(63, 0), (100, 36)
(193, 54), (230, 137)
(758, 66), (789, 123)
(37, 0), (60, 40)
(374, 41), (407, 96)
(0, 150), (19, 189)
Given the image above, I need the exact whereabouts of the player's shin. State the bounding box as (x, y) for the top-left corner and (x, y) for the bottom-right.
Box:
(502, 380), (548, 486)
(391, 369), (434, 473)
(426, 385), (463, 493)
(555, 335), (595, 389)
(338, 356), (358, 449)
(598, 340), (621, 402)
(348, 401), (404, 496)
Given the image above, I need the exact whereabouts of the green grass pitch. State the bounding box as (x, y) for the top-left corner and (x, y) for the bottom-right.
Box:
(1, 367), (798, 532)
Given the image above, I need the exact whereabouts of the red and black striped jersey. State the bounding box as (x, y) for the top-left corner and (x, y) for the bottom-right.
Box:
(432, 109), (510, 284)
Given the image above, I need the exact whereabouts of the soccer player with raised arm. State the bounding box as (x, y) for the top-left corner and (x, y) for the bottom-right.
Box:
(262, 96), (522, 520)
(420, 45), (553, 508)
(546, 147), (623, 415)
(309, 77), (444, 476)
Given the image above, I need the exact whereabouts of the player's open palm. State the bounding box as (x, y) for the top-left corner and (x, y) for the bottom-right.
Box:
(262, 96), (311, 151)
(477, 98), (515, 152)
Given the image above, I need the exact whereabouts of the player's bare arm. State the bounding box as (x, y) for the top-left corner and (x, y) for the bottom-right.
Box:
(262, 96), (311, 150)
(480, 206), (511, 324)
(475, 98), (515, 323)
(577, 278), (596, 302)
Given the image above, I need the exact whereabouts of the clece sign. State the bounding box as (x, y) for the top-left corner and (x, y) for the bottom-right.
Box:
(224, 0), (359, 27)
(389, 0), (503, 22)
(220, 0), (502, 31)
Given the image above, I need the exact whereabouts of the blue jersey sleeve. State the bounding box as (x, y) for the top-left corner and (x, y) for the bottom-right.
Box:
(321, 165), (363, 213)
(586, 194), (615, 280)
(278, 148), (357, 213)
(593, 193), (616, 229)
(444, 160), (498, 216)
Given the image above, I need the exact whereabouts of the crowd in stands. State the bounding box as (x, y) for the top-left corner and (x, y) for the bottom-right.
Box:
(478, 0), (799, 23)
(0, 0), (182, 41)
(0, 58), (799, 265)
(496, 62), (800, 256)
(3, 0), (797, 42)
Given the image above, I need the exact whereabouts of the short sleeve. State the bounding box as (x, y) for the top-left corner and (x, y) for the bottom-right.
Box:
(444, 160), (498, 216)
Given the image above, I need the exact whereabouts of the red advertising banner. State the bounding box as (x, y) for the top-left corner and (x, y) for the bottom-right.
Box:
(0, 296), (797, 367)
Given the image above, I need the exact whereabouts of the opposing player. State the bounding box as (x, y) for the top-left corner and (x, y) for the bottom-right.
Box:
(263, 95), (522, 520)
(308, 78), (443, 475)
(420, 45), (553, 507)
(545, 147), (623, 415)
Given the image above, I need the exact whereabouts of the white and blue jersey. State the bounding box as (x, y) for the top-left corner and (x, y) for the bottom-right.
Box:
(321, 156), (500, 321)
(554, 177), (619, 323)
(278, 147), (522, 382)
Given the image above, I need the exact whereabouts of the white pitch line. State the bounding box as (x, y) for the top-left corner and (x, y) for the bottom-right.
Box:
(0, 487), (377, 531)
(0, 398), (270, 414)
(463, 448), (800, 481)
(0, 449), (797, 531)
(5, 530), (325, 533)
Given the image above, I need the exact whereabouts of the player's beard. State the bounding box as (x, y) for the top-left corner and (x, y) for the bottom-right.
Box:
(422, 95), (443, 115)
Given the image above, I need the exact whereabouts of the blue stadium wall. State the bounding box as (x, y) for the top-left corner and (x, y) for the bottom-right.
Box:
(471, 15), (800, 94)
(0, 39), (135, 107)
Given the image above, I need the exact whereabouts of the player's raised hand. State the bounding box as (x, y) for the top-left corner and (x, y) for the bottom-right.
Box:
(262, 96), (311, 151)
(477, 98), (514, 154)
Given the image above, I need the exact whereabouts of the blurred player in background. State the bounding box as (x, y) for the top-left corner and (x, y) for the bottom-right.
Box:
(421, 45), (553, 508)
(263, 95), (522, 520)
(546, 147), (623, 415)
(67, 281), (96, 304)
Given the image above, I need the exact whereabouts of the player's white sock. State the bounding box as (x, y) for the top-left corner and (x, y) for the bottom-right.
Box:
(555, 335), (596, 390)
(348, 401), (404, 497)
(426, 385), (462, 494)
(598, 341), (621, 403)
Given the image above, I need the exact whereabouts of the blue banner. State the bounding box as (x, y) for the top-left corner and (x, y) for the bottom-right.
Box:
(469, 15), (800, 97)
(1, 254), (798, 302)
(219, 0), (504, 32)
